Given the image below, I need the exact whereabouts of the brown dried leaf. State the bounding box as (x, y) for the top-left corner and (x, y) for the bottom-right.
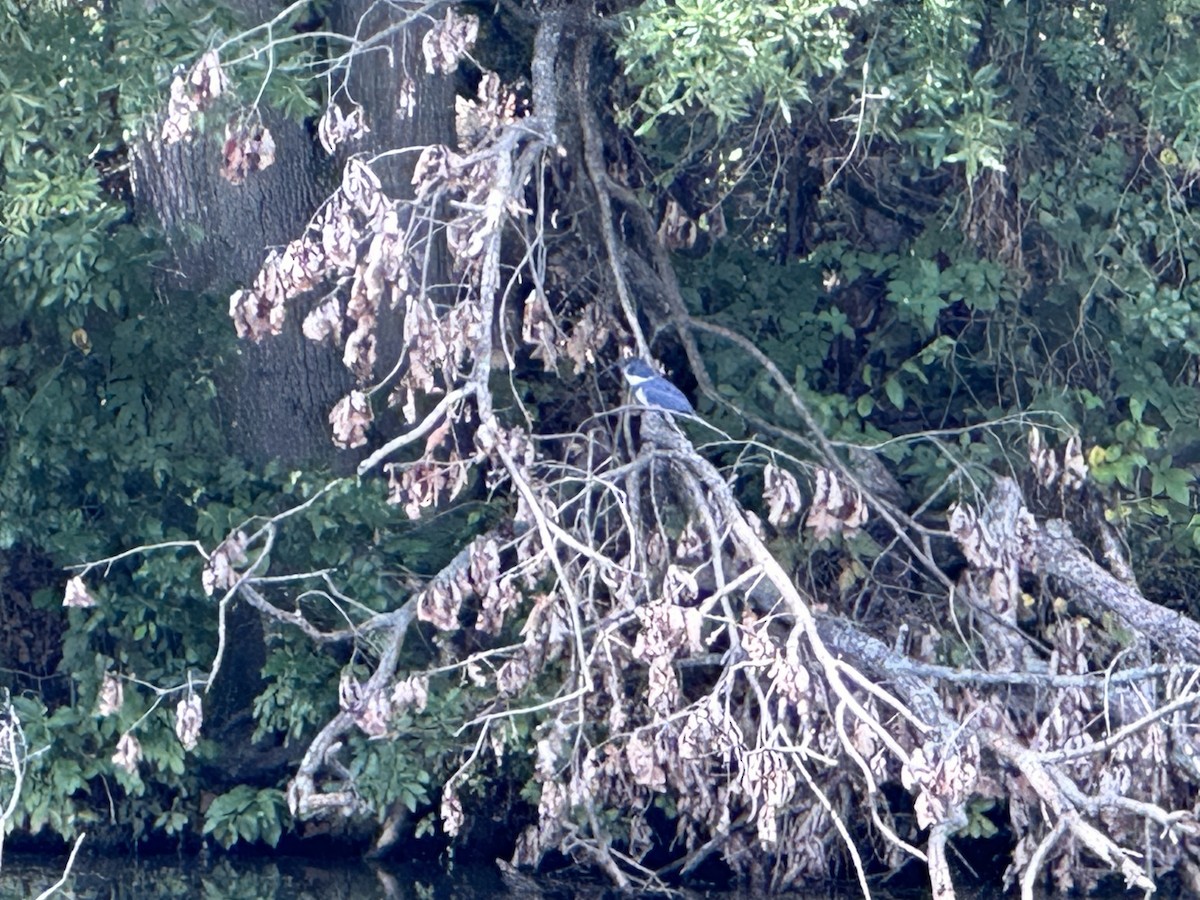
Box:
(421, 9), (479, 75)
(418, 578), (462, 631)
(392, 461), (450, 519)
(678, 702), (716, 760)
(319, 198), (359, 269)
(768, 649), (812, 714)
(949, 502), (1000, 569)
(329, 390), (372, 449)
(625, 733), (666, 790)
(278, 237), (328, 297)
(228, 288), (279, 342)
(317, 102), (370, 155)
(647, 657), (679, 716)
(220, 121), (276, 185)
(112, 732), (142, 774)
(202, 530), (248, 597)
(1062, 434), (1088, 491)
(658, 197), (697, 250)
(512, 827), (541, 868)
(469, 538), (500, 591)
(562, 302), (614, 376)
(302, 296), (343, 343)
(391, 675), (429, 714)
(477, 566), (521, 636)
(63, 575), (95, 608)
(356, 214), (402, 312)
(161, 50), (228, 144)
(356, 691), (392, 737)
(338, 673), (391, 736)
(162, 76), (198, 144)
(455, 71), (523, 150)
(441, 786), (464, 837)
(764, 463), (803, 528)
(342, 157), (383, 219)
(189, 50), (228, 104)
(1029, 426), (1059, 487)
(411, 145), (459, 200)
(521, 290), (559, 371)
(342, 315), (377, 381)
(97, 673), (123, 716)
(496, 648), (535, 696)
(805, 468), (867, 540)
(632, 602), (696, 664)
(738, 612), (776, 667)
(175, 694), (203, 752)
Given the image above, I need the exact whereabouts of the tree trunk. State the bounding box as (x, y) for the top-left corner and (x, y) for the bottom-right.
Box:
(131, 1), (455, 467)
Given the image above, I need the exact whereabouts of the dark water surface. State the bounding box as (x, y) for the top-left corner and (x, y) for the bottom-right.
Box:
(0, 853), (1160, 899)
(0, 853), (928, 899)
(2, 855), (500, 900)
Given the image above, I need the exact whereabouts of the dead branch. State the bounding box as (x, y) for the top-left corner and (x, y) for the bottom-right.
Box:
(987, 730), (1156, 894)
(1019, 511), (1200, 662)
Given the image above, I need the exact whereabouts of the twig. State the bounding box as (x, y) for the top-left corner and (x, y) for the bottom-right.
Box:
(988, 730), (1156, 893)
(1038, 688), (1200, 763)
(1021, 819), (1067, 900)
(32, 832), (86, 900)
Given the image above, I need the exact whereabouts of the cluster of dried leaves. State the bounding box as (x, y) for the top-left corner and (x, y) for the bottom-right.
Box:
(229, 24), (521, 454)
(91, 663), (206, 773)
(161, 50), (276, 185)
(1027, 427), (1088, 493)
(162, 50), (228, 145)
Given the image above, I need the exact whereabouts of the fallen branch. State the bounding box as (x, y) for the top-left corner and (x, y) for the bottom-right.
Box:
(1019, 512), (1200, 662)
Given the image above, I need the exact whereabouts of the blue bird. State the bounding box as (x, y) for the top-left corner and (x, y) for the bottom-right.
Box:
(621, 358), (694, 414)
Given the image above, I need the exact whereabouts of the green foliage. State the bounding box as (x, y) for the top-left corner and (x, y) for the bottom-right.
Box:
(649, 0), (1200, 583)
(348, 680), (474, 820)
(110, 0), (323, 128)
(202, 785), (288, 848)
(351, 740), (434, 821)
(0, 287), (232, 559)
(15, 0), (1200, 870)
(959, 796), (999, 840)
(253, 640), (341, 743)
(0, 0), (223, 312)
(0, 0), (376, 849)
(616, 0), (850, 132)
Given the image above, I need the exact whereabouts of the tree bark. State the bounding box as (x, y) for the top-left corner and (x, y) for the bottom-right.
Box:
(131, 1), (455, 468)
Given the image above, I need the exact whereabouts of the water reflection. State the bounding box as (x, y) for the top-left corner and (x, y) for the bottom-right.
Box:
(1, 854), (1132, 899)
(1, 855), (507, 900)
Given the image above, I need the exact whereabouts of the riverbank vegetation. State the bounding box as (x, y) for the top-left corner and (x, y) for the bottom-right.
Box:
(5, 1), (1200, 896)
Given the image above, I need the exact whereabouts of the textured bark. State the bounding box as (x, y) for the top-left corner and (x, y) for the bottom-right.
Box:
(328, 0), (456, 375)
(132, 101), (348, 467)
(1020, 516), (1200, 662)
(131, 1), (455, 468)
(126, 0), (457, 787)
(329, 2), (456, 196)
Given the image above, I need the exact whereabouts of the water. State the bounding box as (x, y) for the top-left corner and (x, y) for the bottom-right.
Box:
(0, 853), (1164, 899)
(1, 855), (505, 900)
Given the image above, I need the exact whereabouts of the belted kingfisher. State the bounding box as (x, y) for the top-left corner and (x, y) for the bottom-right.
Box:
(621, 358), (694, 414)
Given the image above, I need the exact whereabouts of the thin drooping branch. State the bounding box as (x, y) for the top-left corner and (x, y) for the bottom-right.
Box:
(573, 38), (649, 357)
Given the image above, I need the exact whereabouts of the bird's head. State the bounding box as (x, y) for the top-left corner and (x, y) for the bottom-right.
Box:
(621, 358), (657, 385)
